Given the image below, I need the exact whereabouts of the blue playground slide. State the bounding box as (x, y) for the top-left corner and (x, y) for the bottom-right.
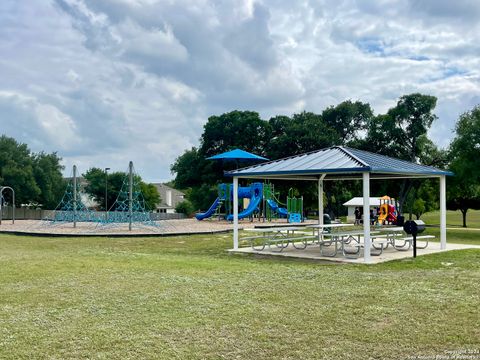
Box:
(227, 195), (262, 221)
(195, 197), (222, 220)
(267, 199), (288, 217)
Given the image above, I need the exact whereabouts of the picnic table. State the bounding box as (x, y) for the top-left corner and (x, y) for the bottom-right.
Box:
(242, 223), (414, 258)
(243, 226), (316, 252)
(372, 226), (433, 251)
(305, 223), (367, 257)
(372, 226), (404, 250)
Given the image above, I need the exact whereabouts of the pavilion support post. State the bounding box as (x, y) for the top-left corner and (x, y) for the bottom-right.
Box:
(233, 177), (239, 250)
(318, 175), (325, 242)
(128, 161), (133, 231)
(440, 175), (447, 250)
(73, 165), (77, 229)
(362, 172), (371, 263)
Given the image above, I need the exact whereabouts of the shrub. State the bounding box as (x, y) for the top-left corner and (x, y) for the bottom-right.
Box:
(175, 200), (194, 215)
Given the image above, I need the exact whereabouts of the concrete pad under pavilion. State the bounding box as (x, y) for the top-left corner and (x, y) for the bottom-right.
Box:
(229, 239), (480, 264)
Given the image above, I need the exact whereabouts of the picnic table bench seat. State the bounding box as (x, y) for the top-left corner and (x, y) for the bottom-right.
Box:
(343, 240), (388, 258)
(394, 235), (434, 250)
(242, 233), (317, 251)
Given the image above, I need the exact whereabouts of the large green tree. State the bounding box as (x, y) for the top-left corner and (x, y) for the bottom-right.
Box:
(362, 94), (437, 160)
(0, 136), (66, 208)
(200, 111), (269, 157)
(266, 112), (339, 159)
(32, 152), (66, 209)
(0, 135), (40, 206)
(171, 147), (216, 189)
(447, 105), (480, 227)
(361, 93), (440, 213)
(322, 100), (373, 144)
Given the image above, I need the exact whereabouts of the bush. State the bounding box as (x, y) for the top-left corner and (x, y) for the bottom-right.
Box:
(175, 200), (194, 216)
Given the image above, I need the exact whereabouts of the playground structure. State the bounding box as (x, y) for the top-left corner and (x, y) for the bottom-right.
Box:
(376, 195), (398, 225)
(45, 162), (158, 231)
(103, 162), (155, 229)
(286, 188), (303, 223)
(195, 182), (303, 223)
(264, 183), (288, 221)
(47, 166), (95, 226)
(195, 182), (263, 221)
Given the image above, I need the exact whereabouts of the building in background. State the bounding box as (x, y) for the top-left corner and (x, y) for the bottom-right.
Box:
(343, 197), (381, 222)
(151, 183), (185, 213)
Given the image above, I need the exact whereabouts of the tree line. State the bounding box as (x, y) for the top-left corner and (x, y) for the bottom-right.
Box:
(171, 93), (480, 226)
(0, 136), (160, 211)
(0, 135), (65, 209)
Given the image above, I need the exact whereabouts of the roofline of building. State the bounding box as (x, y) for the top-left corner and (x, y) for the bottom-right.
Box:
(225, 145), (454, 178)
(225, 168), (453, 177)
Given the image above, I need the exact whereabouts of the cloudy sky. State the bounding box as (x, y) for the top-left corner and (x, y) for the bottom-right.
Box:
(1, 0), (479, 181)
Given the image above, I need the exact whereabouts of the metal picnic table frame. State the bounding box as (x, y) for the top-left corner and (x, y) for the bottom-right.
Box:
(243, 226), (316, 252)
(307, 224), (384, 258)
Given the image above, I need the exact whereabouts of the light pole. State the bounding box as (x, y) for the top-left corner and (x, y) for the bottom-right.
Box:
(105, 167), (110, 220)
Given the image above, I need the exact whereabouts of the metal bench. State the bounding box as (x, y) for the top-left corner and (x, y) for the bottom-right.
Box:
(241, 232), (316, 252)
(371, 233), (403, 250)
(343, 239), (389, 258)
(394, 235), (434, 251)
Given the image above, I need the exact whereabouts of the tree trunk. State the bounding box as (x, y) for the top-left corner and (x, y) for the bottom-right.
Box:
(398, 179), (413, 215)
(397, 180), (407, 214)
(461, 208), (468, 228)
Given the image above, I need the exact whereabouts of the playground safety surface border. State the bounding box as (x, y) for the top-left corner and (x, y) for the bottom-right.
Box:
(0, 218), (313, 237)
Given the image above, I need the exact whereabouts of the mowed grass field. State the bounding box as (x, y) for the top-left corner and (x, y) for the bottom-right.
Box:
(0, 211), (479, 359)
(421, 209), (480, 245)
(422, 209), (480, 228)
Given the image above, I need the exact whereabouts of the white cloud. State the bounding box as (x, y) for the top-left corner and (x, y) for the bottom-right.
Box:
(115, 19), (189, 63)
(0, 0), (479, 181)
(0, 91), (82, 152)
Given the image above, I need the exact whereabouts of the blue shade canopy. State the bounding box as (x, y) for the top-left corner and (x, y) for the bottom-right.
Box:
(206, 149), (268, 161)
(226, 146), (453, 179)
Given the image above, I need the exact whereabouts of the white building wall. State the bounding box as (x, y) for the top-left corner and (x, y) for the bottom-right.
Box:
(346, 205), (378, 222)
(347, 207), (355, 222)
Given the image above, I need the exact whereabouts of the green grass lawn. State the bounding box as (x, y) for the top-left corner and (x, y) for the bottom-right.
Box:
(421, 209), (480, 228)
(415, 209), (480, 245)
(0, 230), (479, 359)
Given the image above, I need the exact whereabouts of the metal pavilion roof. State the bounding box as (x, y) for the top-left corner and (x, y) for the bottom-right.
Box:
(225, 146), (453, 180)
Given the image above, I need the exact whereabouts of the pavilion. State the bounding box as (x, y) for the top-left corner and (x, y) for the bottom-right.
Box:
(226, 146), (453, 263)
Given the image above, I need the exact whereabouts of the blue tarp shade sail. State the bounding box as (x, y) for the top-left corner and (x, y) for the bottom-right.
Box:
(225, 146), (453, 178)
(206, 149), (268, 161)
